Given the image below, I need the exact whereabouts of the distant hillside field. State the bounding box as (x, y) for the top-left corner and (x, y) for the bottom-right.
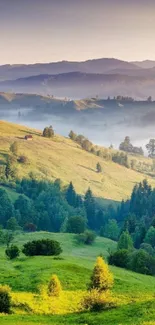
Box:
(0, 120), (155, 203)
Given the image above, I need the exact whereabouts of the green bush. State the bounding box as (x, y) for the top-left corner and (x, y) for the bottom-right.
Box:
(5, 245), (20, 260)
(76, 230), (96, 245)
(0, 285), (11, 313)
(18, 155), (29, 164)
(108, 249), (129, 268)
(128, 249), (155, 275)
(22, 239), (62, 256)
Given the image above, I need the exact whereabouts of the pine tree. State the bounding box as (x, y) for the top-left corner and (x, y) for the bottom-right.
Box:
(84, 188), (96, 230)
(117, 231), (133, 250)
(5, 160), (16, 179)
(48, 274), (62, 297)
(66, 182), (76, 207)
(89, 257), (113, 291)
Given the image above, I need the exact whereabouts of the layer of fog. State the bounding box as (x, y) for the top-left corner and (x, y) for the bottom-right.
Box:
(0, 107), (154, 155)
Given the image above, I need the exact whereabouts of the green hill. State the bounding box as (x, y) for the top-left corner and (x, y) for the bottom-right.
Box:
(0, 120), (155, 203)
(0, 232), (155, 325)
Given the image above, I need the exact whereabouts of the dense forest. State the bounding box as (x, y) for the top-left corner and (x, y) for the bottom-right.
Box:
(0, 177), (116, 235)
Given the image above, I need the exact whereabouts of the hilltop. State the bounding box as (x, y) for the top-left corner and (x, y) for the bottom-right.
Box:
(0, 120), (155, 203)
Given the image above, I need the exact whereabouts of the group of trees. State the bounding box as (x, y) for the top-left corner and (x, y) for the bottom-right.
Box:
(69, 131), (155, 176)
(43, 126), (54, 138)
(119, 136), (144, 156)
(146, 139), (155, 158)
(3, 141), (29, 181)
(0, 178), (117, 240)
(117, 179), (155, 248)
(69, 130), (138, 170)
(119, 136), (155, 159)
(109, 230), (155, 275)
(107, 179), (155, 276)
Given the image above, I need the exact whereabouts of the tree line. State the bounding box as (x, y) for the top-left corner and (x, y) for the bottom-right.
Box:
(0, 178), (117, 238)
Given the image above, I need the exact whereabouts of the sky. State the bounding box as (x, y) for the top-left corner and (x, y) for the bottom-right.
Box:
(0, 0), (155, 64)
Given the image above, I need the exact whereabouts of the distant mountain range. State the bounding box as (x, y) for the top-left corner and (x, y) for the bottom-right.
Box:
(0, 58), (155, 99)
(132, 60), (155, 69)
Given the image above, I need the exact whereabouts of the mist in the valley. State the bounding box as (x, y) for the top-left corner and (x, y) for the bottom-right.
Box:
(1, 106), (155, 154)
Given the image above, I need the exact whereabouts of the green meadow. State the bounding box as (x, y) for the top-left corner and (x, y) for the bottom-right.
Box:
(0, 232), (155, 325)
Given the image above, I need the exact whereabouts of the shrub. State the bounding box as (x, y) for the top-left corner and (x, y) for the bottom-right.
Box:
(108, 249), (129, 268)
(18, 155), (29, 164)
(5, 245), (20, 260)
(89, 257), (114, 291)
(76, 230), (96, 245)
(24, 223), (37, 232)
(128, 249), (155, 275)
(10, 141), (19, 156)
(22, 239), (62, 256)
(82, 289), (115, 312)
(96, 162), (102, 173)
(0, 285), (11, 313)
(48, 275), (62, 297)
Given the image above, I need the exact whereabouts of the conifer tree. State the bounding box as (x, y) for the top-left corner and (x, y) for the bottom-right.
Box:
(84, 188), (96, 230)
(48, 274), (62, 297)
(117, 231), (133, 250)
(66, 182), (76, 207)
(89, 257), (113, 291)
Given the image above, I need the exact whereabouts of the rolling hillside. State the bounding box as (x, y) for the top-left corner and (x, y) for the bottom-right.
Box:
(1, 120), (155, 203)
(0, 232), (155, 324)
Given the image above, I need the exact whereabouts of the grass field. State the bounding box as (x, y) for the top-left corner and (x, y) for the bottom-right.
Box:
(0, 120), (155, 204)
(0, 232), (155, 324)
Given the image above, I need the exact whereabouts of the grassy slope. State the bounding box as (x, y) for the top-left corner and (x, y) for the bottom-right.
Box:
(0, 120), (155, 203)
(0, 232), (155, 325)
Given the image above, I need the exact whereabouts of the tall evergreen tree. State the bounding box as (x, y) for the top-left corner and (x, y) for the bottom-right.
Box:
(117, 231), (133, 250)
(84, 188), (96, 230)
(66, 182), (76, 207)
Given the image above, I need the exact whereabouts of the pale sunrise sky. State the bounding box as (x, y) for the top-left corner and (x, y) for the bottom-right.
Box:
(0, 0), (155, 64)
